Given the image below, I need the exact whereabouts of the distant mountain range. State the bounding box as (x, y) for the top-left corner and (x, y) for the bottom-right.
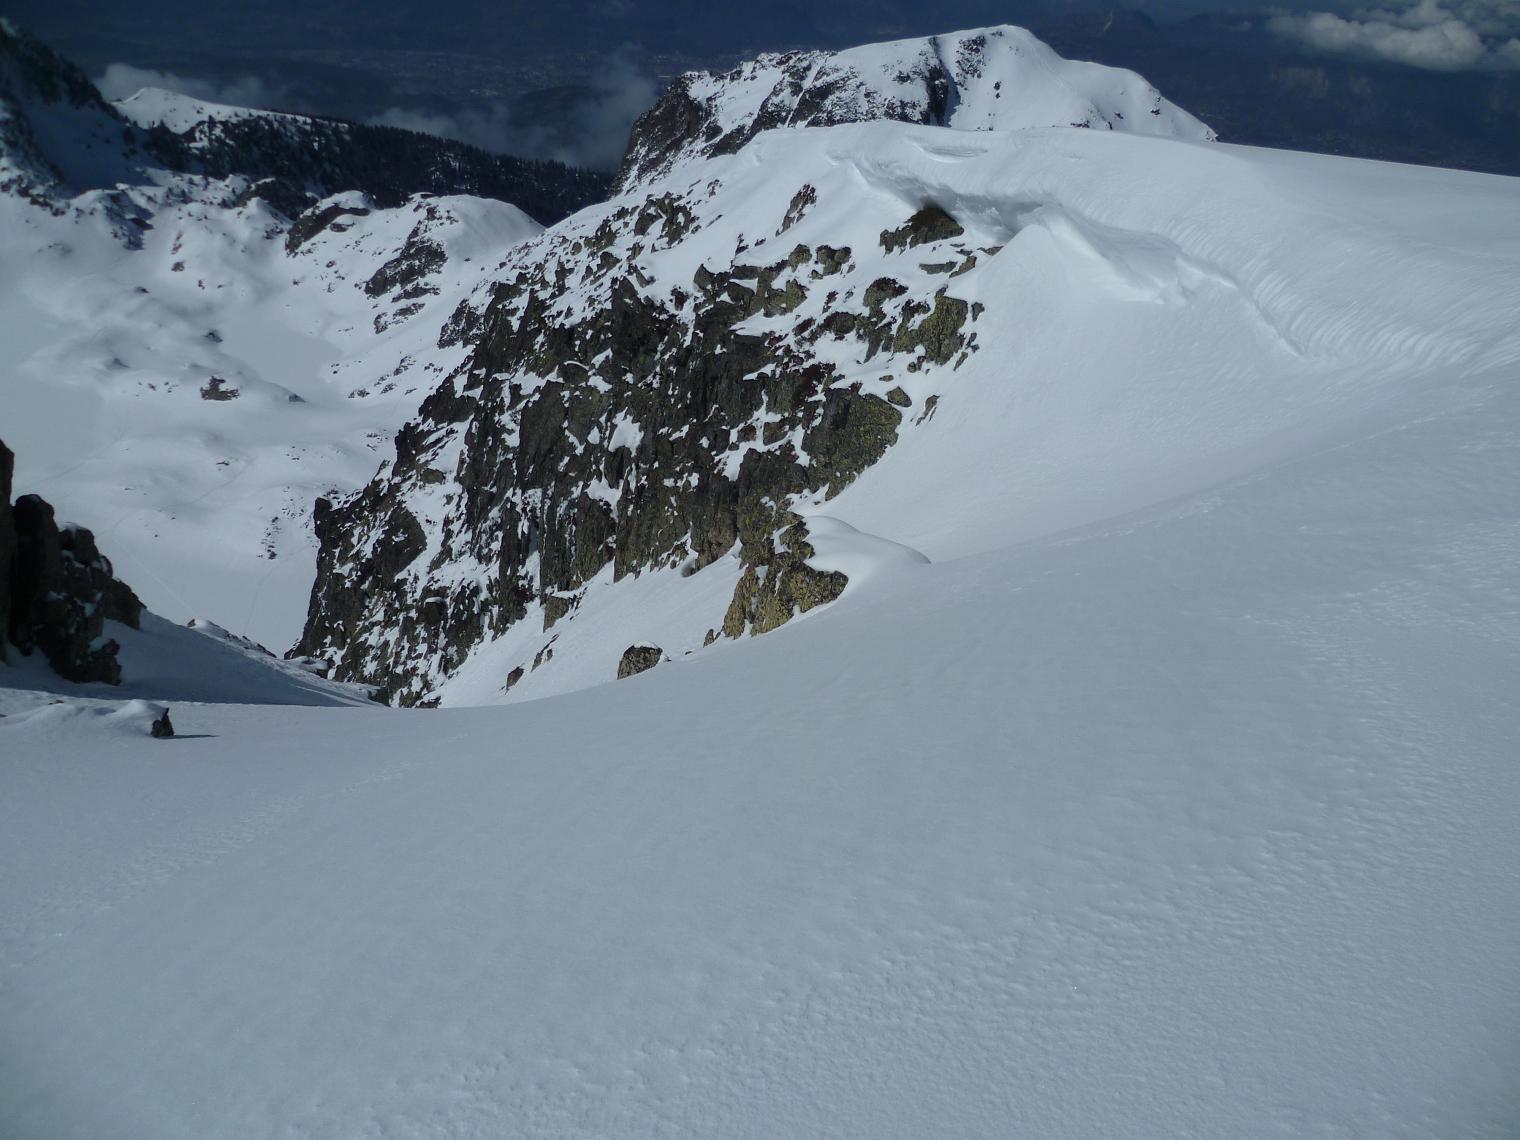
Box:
(5, 1), (1518, 177)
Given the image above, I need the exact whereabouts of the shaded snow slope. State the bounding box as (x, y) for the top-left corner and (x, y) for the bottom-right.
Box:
(617, 25), (1214, 190)
(2, 346), (1517, 1133)
(0, 611), (374, 713)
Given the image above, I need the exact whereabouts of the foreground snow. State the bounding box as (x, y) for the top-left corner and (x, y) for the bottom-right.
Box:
(3, 340), (1518, 1133)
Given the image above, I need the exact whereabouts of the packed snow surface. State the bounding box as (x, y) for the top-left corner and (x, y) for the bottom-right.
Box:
(4, 64), (1520, 1140)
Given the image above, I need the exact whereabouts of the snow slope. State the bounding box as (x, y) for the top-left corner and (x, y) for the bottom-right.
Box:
(0, 185), (539, 649)
(2, 345), (1518, 1133)
(0, 612), (374, 715)
(3, 23), (1518, 1140)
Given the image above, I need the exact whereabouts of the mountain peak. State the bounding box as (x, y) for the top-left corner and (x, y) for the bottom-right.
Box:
(616, 24), (1214, 193)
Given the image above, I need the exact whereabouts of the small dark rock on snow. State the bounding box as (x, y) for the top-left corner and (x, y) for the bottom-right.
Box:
(150, 707), (174, 738)
(617, 644), (663, 679)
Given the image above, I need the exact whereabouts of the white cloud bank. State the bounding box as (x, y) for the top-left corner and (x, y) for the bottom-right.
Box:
(1270, 0), (1520, 69)
(94, 63), (293, 110)
(369, 54), (657, 171)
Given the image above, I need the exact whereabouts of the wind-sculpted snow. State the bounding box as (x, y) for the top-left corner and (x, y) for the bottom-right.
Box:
(616, 25), (1214, 192)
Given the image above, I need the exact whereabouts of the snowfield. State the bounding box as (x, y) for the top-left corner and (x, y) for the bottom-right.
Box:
(0, 182), (540, 648)
(4, 30), (1520, 1140)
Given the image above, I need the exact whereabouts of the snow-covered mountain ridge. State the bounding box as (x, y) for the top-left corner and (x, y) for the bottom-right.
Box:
(617, 25), (1214, 191)
(299, 97), (1519, 707)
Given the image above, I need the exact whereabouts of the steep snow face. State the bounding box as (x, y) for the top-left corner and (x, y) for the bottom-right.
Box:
(302, 116), (1520, 708)
(617, 25), (1214, 191)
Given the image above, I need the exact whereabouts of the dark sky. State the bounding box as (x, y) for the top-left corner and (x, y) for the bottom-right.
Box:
(6, 0), (1518, 173)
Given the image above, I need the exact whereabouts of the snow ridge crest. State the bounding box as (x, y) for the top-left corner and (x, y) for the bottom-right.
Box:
(616, 24), (1215, 192)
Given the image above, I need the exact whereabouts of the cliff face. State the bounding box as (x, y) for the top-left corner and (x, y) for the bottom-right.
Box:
(0, 439), (144, 683)
(293, 24), (1221, 706)
(292, 185), (979, 704)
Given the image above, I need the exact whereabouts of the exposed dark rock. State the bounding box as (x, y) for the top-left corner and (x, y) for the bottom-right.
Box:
(0, 442), (14, 662)
(199, 376), (240, 401)
(0, 439), (144, 684)
(286, 202), (372, 254)
(364, 220), (448, 299)
(295, 182), (972, 705)
(880, 205), (965, 253)
(617, 644), (663, 679)
(721, 518), (847, 638)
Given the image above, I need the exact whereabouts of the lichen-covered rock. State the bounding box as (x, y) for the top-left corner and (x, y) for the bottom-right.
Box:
(880, 205), (965, 253)
(617, 644), (664, 679)
(721, 518), (848, 638)
(295, 174), (978, 704)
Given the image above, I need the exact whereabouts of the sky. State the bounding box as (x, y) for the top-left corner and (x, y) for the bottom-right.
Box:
(10, 0), (1520, 169)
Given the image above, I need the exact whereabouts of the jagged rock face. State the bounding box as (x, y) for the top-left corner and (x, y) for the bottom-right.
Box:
(0, 442), (14, 660)
(0, 439), (144, 683)
(616, 644), (663, 679)
(616, 24), (1215, 192)
(295, 168), (992, 705)
(294, 25), (1218, 706)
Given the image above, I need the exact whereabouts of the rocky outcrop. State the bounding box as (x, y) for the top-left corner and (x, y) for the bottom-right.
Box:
(0, 443), (14, 658)
(292, 177), (988, 705)
(292, 25), (1207, 706)
(617, 644), (663, 679)
(0, 438), (144, 683)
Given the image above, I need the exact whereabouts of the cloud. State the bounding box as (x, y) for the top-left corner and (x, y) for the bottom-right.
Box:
(94, 63), (292, 110)
(1270, 0), (1520, 70)
(368, 51), (659, 171)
